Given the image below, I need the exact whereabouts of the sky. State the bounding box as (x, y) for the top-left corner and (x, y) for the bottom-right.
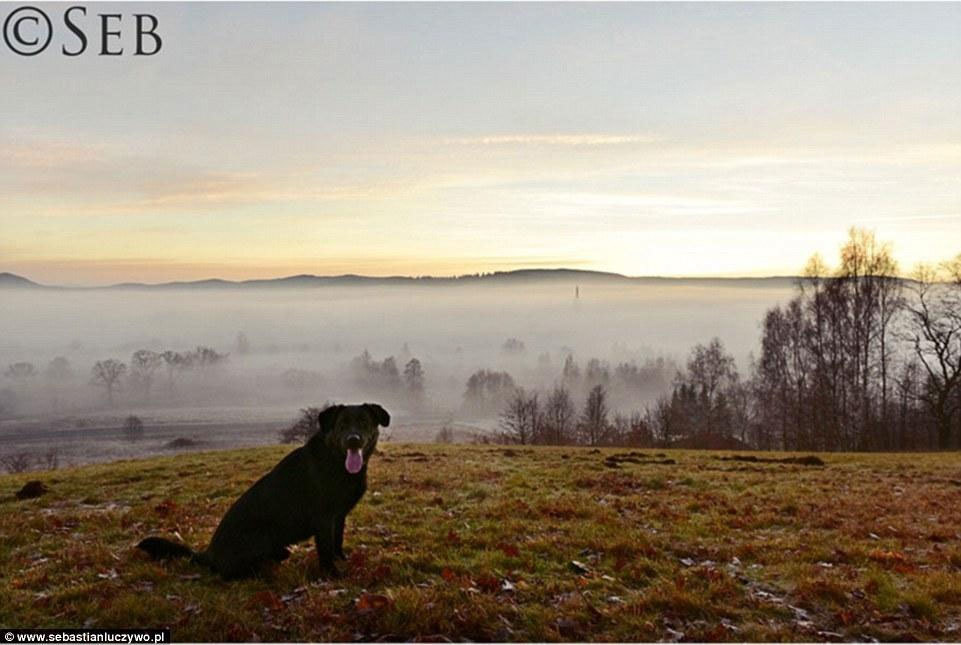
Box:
(1, 2), (959, 286)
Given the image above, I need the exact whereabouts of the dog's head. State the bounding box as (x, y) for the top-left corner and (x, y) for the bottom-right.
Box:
(311, 403), (390, 475)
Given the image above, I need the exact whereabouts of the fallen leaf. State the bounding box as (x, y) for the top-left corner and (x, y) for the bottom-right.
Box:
(355, 592), (392, 614)
(349, 550), (368, 568)
(868, 549), (908, 567)
(498, 543), (520, 558)
(475, 574), (500, 593)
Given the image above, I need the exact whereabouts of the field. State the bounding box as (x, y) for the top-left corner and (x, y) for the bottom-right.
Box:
(0, 406), (485, 468)
(2, 444), (960, 642)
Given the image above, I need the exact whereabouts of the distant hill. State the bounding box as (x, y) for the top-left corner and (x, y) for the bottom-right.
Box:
(0, 272), (42, 288)
(0, 269), (798, 290)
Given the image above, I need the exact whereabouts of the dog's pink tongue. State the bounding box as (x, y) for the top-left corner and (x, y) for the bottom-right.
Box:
(345, 448), (364, 474)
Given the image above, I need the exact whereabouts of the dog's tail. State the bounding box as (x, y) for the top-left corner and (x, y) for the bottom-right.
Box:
(137, 536), (195, 560)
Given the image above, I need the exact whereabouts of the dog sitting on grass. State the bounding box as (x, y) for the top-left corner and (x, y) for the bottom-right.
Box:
(137, 403), (389, 579)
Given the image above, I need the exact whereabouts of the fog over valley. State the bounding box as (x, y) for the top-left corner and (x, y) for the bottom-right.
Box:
(0, 273), (793, 465)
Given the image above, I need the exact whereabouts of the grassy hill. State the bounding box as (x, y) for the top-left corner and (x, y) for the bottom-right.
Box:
(2, 444), (960, 641)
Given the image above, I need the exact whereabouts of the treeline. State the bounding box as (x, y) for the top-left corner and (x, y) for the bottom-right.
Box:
(490, 339), (742, 449)
(493, 230), (961, 451)
(752, 231), (960, 450)
(462, 356), (675, 416)
(493, 383), (652, 447)
(350, 350), (425, 408)
(2, 346), (229, 410)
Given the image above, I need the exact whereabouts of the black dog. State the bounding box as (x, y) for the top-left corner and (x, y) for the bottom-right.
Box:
(137, 403), (389, 579)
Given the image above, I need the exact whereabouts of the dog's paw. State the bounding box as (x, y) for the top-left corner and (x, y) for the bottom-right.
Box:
(317, 562), (343, 579)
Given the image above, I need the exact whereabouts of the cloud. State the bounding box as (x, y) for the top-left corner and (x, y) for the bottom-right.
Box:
(852, 214), (961, 223)
(0, 133), (414, 215)
(442, 134), (657, 147)
(532, 191), (775, 217)
(0, 137), (113, 169)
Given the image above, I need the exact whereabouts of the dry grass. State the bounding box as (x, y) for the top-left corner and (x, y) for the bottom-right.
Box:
(2, 444), (961, 641)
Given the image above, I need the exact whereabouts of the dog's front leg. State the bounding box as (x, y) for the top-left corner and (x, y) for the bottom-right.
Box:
(313, 517), (340, 578)
(334, 514), (347, 560)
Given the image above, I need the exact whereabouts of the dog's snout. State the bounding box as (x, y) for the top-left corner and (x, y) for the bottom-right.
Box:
(346, 434), (363, 450)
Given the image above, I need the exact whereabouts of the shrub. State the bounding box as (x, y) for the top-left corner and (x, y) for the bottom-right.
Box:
(280, 405), (330, 443)
(123, 415), (145, 442)
(435, 425), (455, 444)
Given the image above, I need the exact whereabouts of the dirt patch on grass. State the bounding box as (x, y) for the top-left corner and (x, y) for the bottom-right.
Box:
(604, 452), (677, 467)
(396, 451), (432, 462)
(164, 437), (200, 449)
(715, 454), (826, 467)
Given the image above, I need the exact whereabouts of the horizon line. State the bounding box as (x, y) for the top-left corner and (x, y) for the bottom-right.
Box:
(0, 267), (805, 290)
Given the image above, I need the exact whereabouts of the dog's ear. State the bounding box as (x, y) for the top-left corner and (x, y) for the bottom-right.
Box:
(317, 405), (343, 434)
(363, 403), (390, 428)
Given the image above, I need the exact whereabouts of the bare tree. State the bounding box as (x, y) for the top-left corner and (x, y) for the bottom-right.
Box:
(464, 369), (516, 414)
(625, 411), (654, 447)
(904, 263), (961, 449)
(0, 452), (32, 474)
(585, 358), (611, 388)
(753, 230), (914, 451)
(499, 389), (539, 445)
(190, 346), (228, 369)
(837, 228), (901, 449)
(541, 385), (576, 444)
(45, 357), (73, 381)
(685, 337), (739, 438)
(404, 358), (425, 405)
(579, 384), (609, 446)
(160, 350), (186, 393)
(5, 362), (37, 381)
(130, 350), (162, 402)
(44, 356), (73, 412)
(946, 253), (961, 286)
(91, 359), (126, 406)
(40, 448), (60, 471)
(894, 360), (924, 449)
(561, 355), (580, 388)
(352, 350), (402, 394)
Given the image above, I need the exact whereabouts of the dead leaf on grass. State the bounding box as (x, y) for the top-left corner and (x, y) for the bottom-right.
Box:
(498, 543), (520, 557)
(355, 592), (392, 614)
